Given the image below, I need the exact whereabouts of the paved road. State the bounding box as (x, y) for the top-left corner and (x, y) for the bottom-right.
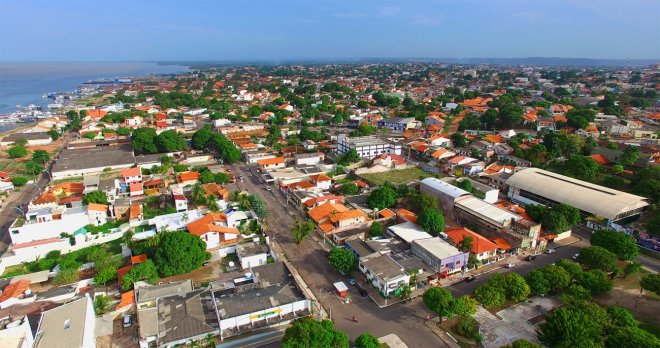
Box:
(450, 239), (589, 296)
(227, 163), (447, 348)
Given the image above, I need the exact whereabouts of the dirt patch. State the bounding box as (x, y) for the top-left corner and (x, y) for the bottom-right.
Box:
(594, 287), (660, 325)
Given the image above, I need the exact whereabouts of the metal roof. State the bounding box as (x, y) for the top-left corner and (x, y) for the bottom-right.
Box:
(420, 177), (471, 199)
(505, 168), (649, 220)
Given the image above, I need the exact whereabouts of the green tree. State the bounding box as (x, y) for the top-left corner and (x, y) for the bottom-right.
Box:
(399, 284), (412, 301)
(640, 273), (660, 296)
(355, 333), (380, 348)
(84, 132), (96, 140)
(607, 326), (660, 348)
(576, 269), (614, 295)
(620, 146), (640, 166)
(525, 269), (550, 296)
(423, 287), (455, 323)
(24, 161), (44, 176)
(83, 191), (108, 205)
(94, 267), (118, 285)
(367, 185), (397, 210)
(606, 306), (637, 329)
(338, 148), (360, 165)
(282, 318), (349, 348)
(458, 236), (473, 252)
(590, 229), (639, 261)
(328, 247), (356, 274)
(247, 194), (268, 219)
(11, 176), (28, 187)
(451, 295), (478, 317)
(31, 149), (50, 164)
(155, 130), (186, 152)
(556, 259), (583, 278)
(369, 221), (382, 237)
(412, 192), (439, 211)
(417, 208), (445, 235)
(457, 179), (473, 192)
(94, 295), (112, 315)
(500, 339), (543, 348)
(451, 132), (468, 147)
(564, 155), (600, 180)
(53, 268), (79, 285)
(577, 246), (618, 272)
(292, 219), (315, 244)
(341, 183), (359, 195)
(7, 146), (27, 159)
(154, 232), (209, 276)
(542, 265), (572, 293)
(505, 272), (531, 302)
(121, 260), (159, 290)
(539, 307), (604, 347)
(623, 262), (641, 278)
(132, 127), (158, 154)
(473, 283), (505, 308)
(191, 126), (213, 150)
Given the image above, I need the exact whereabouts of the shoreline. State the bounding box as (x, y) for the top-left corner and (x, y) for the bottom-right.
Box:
(0, 123), (34, 138)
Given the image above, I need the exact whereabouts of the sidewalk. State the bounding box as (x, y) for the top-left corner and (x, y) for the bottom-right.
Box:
(424, 320), (462, 348)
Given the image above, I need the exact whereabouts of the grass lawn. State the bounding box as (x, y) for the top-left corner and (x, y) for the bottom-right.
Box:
(1, 264), (28, 278)
(52, 176), (84, 184)
(360, 167), (434, 186)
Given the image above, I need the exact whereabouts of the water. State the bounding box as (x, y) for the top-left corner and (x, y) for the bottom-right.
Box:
(0, 62), (190, 113)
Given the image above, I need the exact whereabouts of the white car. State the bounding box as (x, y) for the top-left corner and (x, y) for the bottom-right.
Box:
(505, 263), (515, 268)
(545, 248), (556, 254)
(123, 315), (132, 328)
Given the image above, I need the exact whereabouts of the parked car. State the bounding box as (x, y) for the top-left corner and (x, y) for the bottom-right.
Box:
(505, 263), (515, 268)
(572, 253), (580, 260)
(525, 255), (537, 261)
(545, 248), (556, 254)
(464, 276), (476, 282)
(123, 315), (132, 328)
(347, 277), (357, 285)
(358, 288), (368, 297)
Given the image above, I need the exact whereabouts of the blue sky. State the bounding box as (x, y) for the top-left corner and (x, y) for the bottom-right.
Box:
(1, 0), (659, 61)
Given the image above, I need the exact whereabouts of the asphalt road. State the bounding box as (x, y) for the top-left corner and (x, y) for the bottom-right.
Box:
(227, 163), (448, 348)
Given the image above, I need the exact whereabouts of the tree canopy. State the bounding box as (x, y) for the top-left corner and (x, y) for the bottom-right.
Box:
(328, 247), (356, 274)
(355, 333), (380, 348)
(577, 246), (618, 272)
(83, 191), (108, 205)
(367, 185), (397, 210)
(282, 318), (349, 348)
(154, 232), (209, 276)
(417, 208), (445, 235)
(121, 260), (160, 290)
(590, 229), (639, 261)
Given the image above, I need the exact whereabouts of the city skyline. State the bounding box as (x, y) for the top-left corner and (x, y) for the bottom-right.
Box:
(1, 0), (659, 61)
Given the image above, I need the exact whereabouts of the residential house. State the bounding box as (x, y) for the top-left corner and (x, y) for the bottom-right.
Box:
(34, 296), (96, 348)
(87, 203), (108, 226)
(411, 237), (469, 277)
(308, 173), (333, 192)
(294, 152), (325, 166)
(371, 154), (407, 169)
(377, 117), (418, 132)
(358, 253), (410, 297)
(0, 171), (14, 192)
(257, 157), (286, 171)
(173, 194), (188, 212)
(428, 134), (451, 147)
(187, 213), (241, 255)
(445, 227), (499, 261)
(177, 172), (200, 186)
(236, 241), (269, 269)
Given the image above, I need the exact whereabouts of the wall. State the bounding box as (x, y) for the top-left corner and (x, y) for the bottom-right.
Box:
(219, 299), (310, 332)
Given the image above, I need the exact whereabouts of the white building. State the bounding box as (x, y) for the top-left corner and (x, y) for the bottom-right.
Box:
(0, 316), (34, 348)
(34, 296), (96, 348)
(358, 253), (410, 297)
(336, 134), (402, 158)
(237, 242), (269, 269)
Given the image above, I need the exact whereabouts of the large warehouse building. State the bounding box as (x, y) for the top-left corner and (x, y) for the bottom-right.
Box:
(505, 168), (649, 224)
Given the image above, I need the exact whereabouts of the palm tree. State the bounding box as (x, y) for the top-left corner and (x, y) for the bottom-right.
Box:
(207, 196), (220, 212)
(203, 334), (215, 348)
(192, 184), (206, 205)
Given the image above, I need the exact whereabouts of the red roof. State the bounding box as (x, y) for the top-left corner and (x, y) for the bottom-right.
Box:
(117, 265), (132, 285)
(445, 227), (499, 254)
(121, 167), (142, 178)
(590, 154), (610, 165)
(129, 182), (143, 193)
(0, 279), (30, 303)
(116, 290), (135, 310)
(130, 254), (147, 265)
(178, 171), (200, 183)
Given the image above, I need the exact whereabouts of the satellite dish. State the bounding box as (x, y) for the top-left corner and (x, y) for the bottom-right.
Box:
(228, 261), (235, 267)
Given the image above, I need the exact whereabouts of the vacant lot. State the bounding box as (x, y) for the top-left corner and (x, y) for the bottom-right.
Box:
(360, 167), (433, 186)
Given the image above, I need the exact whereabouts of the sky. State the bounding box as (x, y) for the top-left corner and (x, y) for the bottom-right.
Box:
(1, 0), (659, 61)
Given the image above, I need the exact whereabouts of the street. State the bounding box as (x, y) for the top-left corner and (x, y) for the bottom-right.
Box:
(227, 163), (448, 347)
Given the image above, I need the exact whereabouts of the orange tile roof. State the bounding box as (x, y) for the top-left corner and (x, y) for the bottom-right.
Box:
(319, 222), (335, 233)
(309, 173), (332, 182)
(0, 279), (30, 303)
(308, 202), (348, 223)
(396, 208), (418, 224)
(288, 180), (315, 190)
(187, 212), (229, 236)
(129, 204), (142, 220)
(483, 134), (504, 144)
(121, 167), (141, 178)
(131, 254), (147, 265)
(257, 157), (285, 166)
(117, 265), (132, 285)
(489, 238), (512, 251)
(590, 154), (610, 165)
(87, 203), (108, 212)
(554, 115), (567, 123)
(202, 183), (229, 198)
(116, 290), (135, 310)
(32, 182), (85, 205)
(87, 109), (108, 118)
(129, 182), (143, 193)
(177, 171), (200, 183)
(329, 209), (367, 223)
(445, 227), (499, 254)
(379, 209), (396, 218)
